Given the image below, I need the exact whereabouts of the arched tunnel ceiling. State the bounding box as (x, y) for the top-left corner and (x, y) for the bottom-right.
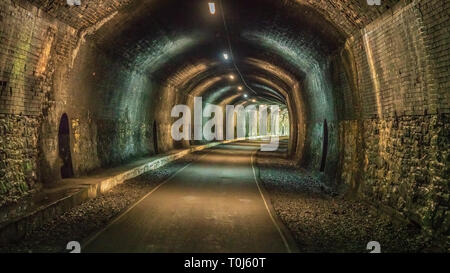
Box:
(86, 0), (345, 107)
(24, 0), (400, 107)
(27, 0), (399, 36)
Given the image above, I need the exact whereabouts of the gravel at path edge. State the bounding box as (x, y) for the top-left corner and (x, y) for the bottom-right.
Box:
(0, 154), (197, 253)
(256, 154), (430, 253)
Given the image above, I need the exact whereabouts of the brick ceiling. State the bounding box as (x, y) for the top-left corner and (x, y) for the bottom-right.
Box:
(24, 0), (399, 35)
(21, 0), (400, 105)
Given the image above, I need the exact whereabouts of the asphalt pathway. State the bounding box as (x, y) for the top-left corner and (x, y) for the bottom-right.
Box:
(84, 141), (296, 253)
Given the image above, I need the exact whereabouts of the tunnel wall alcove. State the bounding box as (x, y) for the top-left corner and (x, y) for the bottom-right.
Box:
(0, 0), (448, 240)
(57, 113), (74, 179)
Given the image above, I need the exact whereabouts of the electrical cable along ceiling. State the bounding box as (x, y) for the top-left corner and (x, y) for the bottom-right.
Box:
(88, 0), (349, 111)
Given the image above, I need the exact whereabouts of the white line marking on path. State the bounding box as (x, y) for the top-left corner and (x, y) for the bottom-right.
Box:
(251, 150), (292, 253)
(82, 151), (211, 249)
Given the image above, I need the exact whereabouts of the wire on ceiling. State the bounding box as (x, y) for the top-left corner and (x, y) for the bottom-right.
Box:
(219, 0), (257, 95)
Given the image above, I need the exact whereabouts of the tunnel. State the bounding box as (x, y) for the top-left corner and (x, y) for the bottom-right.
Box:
(0, 0), (448, 254)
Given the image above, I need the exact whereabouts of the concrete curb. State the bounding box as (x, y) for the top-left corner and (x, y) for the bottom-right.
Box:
(0, 140), (238, 244)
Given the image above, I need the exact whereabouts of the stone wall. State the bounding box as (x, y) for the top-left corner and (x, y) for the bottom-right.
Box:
(0, 0), (180, 205)
(337, 0), (450, 240)
(0, 0), (78, 205)
(339, 115), (449, 240)
(0, 114), (39, 206)
(361, 114), (448, 237)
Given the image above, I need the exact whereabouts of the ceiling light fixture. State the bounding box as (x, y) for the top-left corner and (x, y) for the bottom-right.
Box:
(208, 3), (216, 15)
(229, 75), (235, 80)
(244, 94), (248, 98)
(223, 52), (229, 60)
(219, 0), (257, 95)
(238, 86), (243, 91)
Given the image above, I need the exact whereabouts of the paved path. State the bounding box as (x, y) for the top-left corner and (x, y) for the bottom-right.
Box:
(84, 141), (296, 253)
